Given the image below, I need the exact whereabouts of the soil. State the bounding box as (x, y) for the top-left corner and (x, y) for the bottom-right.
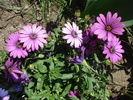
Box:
(0, 0), (60, 50)
(0, 0), (133, 100)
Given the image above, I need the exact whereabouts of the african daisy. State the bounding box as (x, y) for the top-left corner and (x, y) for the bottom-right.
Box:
(5, 31), (28, 58)
(94, 11), (125, 41)
(83, 25), (100, 56)
(68, 46), (85, 64)
(3, 57), (23, 83)
(19, 73), (30, 84)
(103, 37), (124, 63)
(19, 24), (48, 51)
(0, 88), (10, 100)
(62, 22), (82, 48)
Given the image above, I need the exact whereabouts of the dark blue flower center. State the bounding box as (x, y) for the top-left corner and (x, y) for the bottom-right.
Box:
(16, 41), (22, 48)
(105, 25), (112, 31)
(8, 67), (12, 73)
(30, 33), (37, 39)
(110, 47), (115, 53)
(72, 31), (78, 38)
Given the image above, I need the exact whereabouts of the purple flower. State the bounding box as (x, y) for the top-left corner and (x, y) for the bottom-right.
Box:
(68, 90), (81, 99)
(62, 22), (83, 48)
(103, 37), (124, 63)
(82, 29), (90, 45)
(5, 32), (28, 58)
(19, 24), (48, 51)
(3, 57), (23, 83)
(84, 38), (101, 56)
(68, 46), (85, 64)
(68, 56), (84, 64)
(83, 25), (101, 56)
(0, 88), (10, 100)
(94, 11), (125, 41)
(19, 73), (30, 84)
(70, 17), (77, 21)
(13, 84), (23, 92)
(44, 51), (51, 58)
(84, 45), (93, 56)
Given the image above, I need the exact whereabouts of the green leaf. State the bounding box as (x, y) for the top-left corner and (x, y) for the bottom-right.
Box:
(29, 96), (42, 100)
(59, 73), (73, 79)
(24, 88), (32, 97)
(84, 76), (96, 91)
(49, 60), (54, 71)
(70, 96), (80, 100)
(28, 82), (35, 89)
(53, 28), (61, 38)
(122, 20), (133, 27)
(83, 0), (98, 12)
(0, 50), (8, 63)
(53, 83), (62, 94)
(23, 0), (32, 5)
(49, 95), (56, 100)
(82, 68), (89, 73)
(88, 78), (93, 91)
(55, 61), (65, 67)
(74, 64), (80, 72)
(61, 84), (72, 96)
(32, 59), (48, 73)
(105, 89), (110, 97)
(38, 64), (47, 73)
(36, 78), (43, 90)
(38, 90), (48, 95)
(44, 58), (51, 63)
(94, 53), (100, 63)
(33, 73), (42, 79)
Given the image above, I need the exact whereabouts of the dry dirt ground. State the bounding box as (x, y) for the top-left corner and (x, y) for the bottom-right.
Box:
(0, 0), (60, 50)
(0, 1), (133, 99)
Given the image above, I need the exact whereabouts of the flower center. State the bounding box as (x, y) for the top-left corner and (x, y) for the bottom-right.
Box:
(105, 25), (112, 31)
(29, 33), (37, 39)
(110, 47), (115, 53)
(8, 68), (12, 73)
(16, 41), (23, 48)
(72, 31), (78, 38)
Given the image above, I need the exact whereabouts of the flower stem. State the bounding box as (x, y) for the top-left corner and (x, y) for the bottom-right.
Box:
(82, 60), (98, 73)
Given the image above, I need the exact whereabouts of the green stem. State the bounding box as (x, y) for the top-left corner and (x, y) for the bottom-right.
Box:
(82, 60), (98, 73)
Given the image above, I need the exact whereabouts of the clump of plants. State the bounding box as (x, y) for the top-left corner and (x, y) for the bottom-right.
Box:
(1, 0), (133, 100)
(0, 10), (126, 100)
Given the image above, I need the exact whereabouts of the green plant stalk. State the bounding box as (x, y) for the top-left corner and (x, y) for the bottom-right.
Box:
(125, 27), (133, 37)
(121, 40), (133, 50)
(0, 5), (34, 17)
(81, 60), (98, 73)
(120, 89), (133, 98)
